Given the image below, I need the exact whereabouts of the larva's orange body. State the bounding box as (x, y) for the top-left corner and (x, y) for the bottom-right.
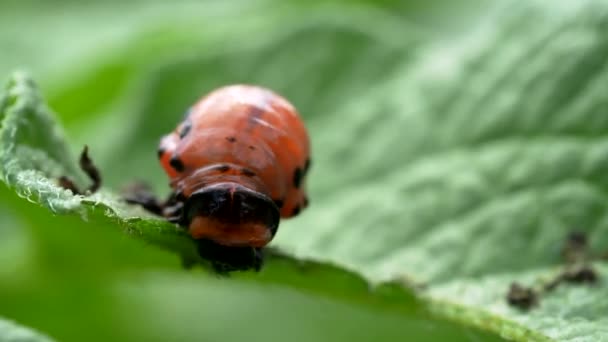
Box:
(156, 85), (311, 273)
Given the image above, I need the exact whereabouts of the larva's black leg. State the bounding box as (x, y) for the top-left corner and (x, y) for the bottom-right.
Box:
(210, 262), (232, 276)
(58, 145), (102, 195)
(163, 202), (185, 224)
(121, 181), (166, 216)
(122, 182), (187, 226)
(252, 247), (265, 272)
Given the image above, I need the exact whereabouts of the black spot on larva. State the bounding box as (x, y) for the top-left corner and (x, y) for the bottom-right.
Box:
(248, 145), (256, 150)
(293, 168), (303, 188)
(226, 136), (237, 143)
(179, 121), (192, 138)
(241, 168), (256, 177)
(273, 199), (284, 209)
(157, 147), (165, 159)
(304, 158), (311, 173)
(303, 196), (309, 208)
(169, 155), (185, 172)
(292, 206), (301, 216)
(217, 165), (231, 172)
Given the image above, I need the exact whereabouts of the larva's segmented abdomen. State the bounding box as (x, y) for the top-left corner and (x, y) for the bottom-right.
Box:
(157, 84), (311, 219)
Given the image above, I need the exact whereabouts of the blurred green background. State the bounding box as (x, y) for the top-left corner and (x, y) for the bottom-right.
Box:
(0, 1), (499, 341)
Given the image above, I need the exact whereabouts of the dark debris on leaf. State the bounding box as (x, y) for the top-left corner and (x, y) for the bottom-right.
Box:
(561, 230), (589, 264)
(562, 266), (598, 285)
(508, 230), (602, 310)
(58, 145), (102, 195)
(507, 282), (538, 310)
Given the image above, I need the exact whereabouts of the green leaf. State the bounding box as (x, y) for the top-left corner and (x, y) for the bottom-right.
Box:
(3, 0), (608, 341)
(0, 318), (54, 342)
(269, 0), (608, 340)
(0, 72), (201, 265)
(0, 73), (498, 342)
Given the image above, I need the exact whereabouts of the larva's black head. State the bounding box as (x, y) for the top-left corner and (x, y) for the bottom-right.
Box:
(196, 239), (265, 274)
(182, 182), (280, 248)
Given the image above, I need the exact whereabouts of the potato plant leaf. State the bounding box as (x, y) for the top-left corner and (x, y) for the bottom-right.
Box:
(2, 0), (608, 340)
(0, 318), (55, 342)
